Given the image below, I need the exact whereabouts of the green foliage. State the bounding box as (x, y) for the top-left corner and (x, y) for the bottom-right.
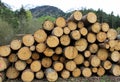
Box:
(26, 10), (33, 21)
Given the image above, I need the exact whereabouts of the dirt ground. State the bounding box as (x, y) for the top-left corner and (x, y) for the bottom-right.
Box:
(4, 75), (120, 82)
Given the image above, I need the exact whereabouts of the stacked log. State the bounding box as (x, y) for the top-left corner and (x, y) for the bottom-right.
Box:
(0, 11), (120, 82)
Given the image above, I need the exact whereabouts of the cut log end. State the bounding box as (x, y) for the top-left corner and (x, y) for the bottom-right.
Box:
(43, 20), (54, 31)
(55, 17), (66, 27)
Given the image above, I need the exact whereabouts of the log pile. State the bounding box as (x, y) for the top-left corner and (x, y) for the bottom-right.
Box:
(0, 11), (120, 82)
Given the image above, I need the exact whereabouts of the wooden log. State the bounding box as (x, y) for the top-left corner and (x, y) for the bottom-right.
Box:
(55, 17), (66, 27)
(36, 43), (46, 53)
(65, 60), (76, 71)
(17, 47), (32, 60)
(107, 29), (117, 40)
(31, 52), (40, 60)
(46, 35), (59, 48)
(77, 21), (84, 29)
(52, 27), (63, 37)
(89, 43), (98, 53)
(72, 67), (81, 77)
(35, 70), (44, 79)
(41, 57), (52, 68)
(101, 22), (109, 32)
(97, 48), (108, 61)
(70, 30), (81, 40)
(52, 55), (59, 61)
(26, 58), (33, 64)
(103, 60), (112, 70)
(97, 66), (105, 76)
(108, 40), (118, 48)
(22, 34), (35, 46)
(6, 67), (19, 79)
(55, 47), (62, 55)
(61, 70), (70, 79)
(43, 47), (54, 57)
(45, 68), (58, 82)
(83, 60), (90, 67)
(79, 27), (88, 36)
(111, 65), (120, 76)
(75, 38), (88, 52)
(0, 57), (8, 71)
(59, 57), (66, 63)
(82, 68), (92, 77)
(34, 29), (47, 43)
(15, 60), (27, 71)
(97, 32), (107, 42)
(63, 27), (70, 34)
(87, 32), (96, 43)
(0, 72), (6, 82)
(67, 10), (82, 21)
(30, 60), (41, 72)
(84, 50), (91, 58)
(73, 54), (84, 65)
(114, 41), (120, 51)
(92, 67), (98, 73)
(90, 55), (101, 67)
(10, 39), (22, 50)
(90, 22), (101, 33)
(60, 35), (71, 46)
(67, 21), (77, 30)
(29, 45), (36, 51)
(111, 51), (120, 62)
(0, 45), (11, 57)
(53, 61), (64, 72)
(99, 43), (110, 49)
(21, 69), (34, 82)
(43, 20), (54, 31)
(8, 53), (18, 63)
(64, 46), (78, 59)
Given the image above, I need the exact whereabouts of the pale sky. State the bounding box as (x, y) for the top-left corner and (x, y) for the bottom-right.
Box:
(1, 0), (120, 16)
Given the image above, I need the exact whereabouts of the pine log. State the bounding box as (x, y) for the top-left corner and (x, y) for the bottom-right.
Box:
(97, 32), (107, 42)
(101, 22), (109, 32)
(0, 57), (8, 71)
(17, 47), (32, 60)
(6, 67), (19, 79)
(67, 21), (77, 30)
(111, 51), (120, 62)
(77, 21), (84, 29)
(82, 68), (92, 77)
(90, 22), (101, 33)
(35, 70), (44, 79)
(97, 66), (105, 76)
(73, 54), (84, 65)
(55, 47), (62, 55)
(99, 43), (110, 49)
(45, 68), (58, 82)
(53, 61), (64, 72)
(43, 20), (54, 31)
(29, 45), (36, 51)
(34, 29), (47, 43)
(15, 60), (27, 71)
(111, 65), (120, 76)
(26, 58), (33, 64)
(64, 46), (78, 59)
(87, 32), (96, 43)
(114, 41), (120, 51)
(52, 55), (59, 61)
(70, 30), (81, 40)
(8, 53), (18, 63)
(52, 27), (63, 37)
(83, 60), (90, 67)
(89, 43), (98, 53)
(107, 29), (117, 40)
(92, 67), (98, 73)
(63, 27), (70, 34)
(21, 69), (34, 82)
(108, 40), (118, 48)
(65, 60), (76, 71)
(75, 38), (88, 52)
(103, 60), (112, 70)
(90, 55), (101, 67)
(31, 52), (40, 60)
(36, 43), (46, 53)
(46, 35), (59, 48)
(60, 35), (71, 46)
(55, 17), (66, 27)
(97, 48), (109, 61)
(84, 50), (91, 58)
(0, 45), (11, 57)
(79, 27), (88, 36)
(72, 68), (81, 77)
(61, 70), (70, 79)
(59, 57), (66, 63)
(10, 39), (22, 50)
(43, 47), (54, 57)
(22, 34), (35, 46)
(30, 60), (41, 72)
(41, 57), (52, 68)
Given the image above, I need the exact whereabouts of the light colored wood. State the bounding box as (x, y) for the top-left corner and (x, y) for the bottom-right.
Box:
(55, 47), (62, 55)
(0, 57), (8, 71)
(75, 38), (88, 52)
(43, 47), (54, 57)
(91, 22), (101, 33)
(61, 70), (70, 79)
(78, 21), (84, 29)
(111, 65), (120, 76)
(34, 29), (47, 43)
(17, 47), (32, 60)
(109, 40), (118, 48)
(73, 54), (84, 65)
(43, 20), (54, 31)
(97, 32), (107, 42)
(97, 66), (105, 76)
(99, 43), (110, 49)
(63, 27), (70, 34)
(84, 50), (91, 58)
(67, 21), (77, 30)
(89, 43), (98, 53)
(21, 69), (34, 82)
(29, 45), (36, 51)
(103, 60), (112, 70)
(72, 68), (81, 77)
(101, 22), (109, 32)
(53, 61), (64, 72)
(36, 43), (46, 53)
(31, 52), (40, 60)
(35, 70), (44, 79)
(83, 61), (90, 67)
(46, 35), (59, 48)
(70, 30), (81, 40)
(65, 60), (76, 71)
(79, 27), (88, 36)
(111, 51), (120, 62)
(22, 34), (35, 46)
(90, 55), (101, 67)
(8, 53), (18, 63)
(15, 60), (27, 71)
(52, 27), (63, 37)
(10, 39), (22, 50)
(59, 57), (66, 63)
(114, 41), (120, 51)
(0, 45), (11, 57)
(55, 17), (66, 27)
(60, 35), (70, 46)
(82, 68), (92, 77)
(87, 32), (96, 43)
(41, 57), (52, 68)
(45, 68), (58, 82)
(30, 60), (41, 72)
(92, 67), (98, 73)
(52, 55), (59, 61)
(107, 29), (117, 40)
(26, 58), (33, 64)
(97, 49), (108, 61)
(6, 67), (19, 79)
(64, 46), (78, 59)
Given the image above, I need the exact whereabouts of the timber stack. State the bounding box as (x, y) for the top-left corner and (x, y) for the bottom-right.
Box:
(0, 11), (120, 82)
